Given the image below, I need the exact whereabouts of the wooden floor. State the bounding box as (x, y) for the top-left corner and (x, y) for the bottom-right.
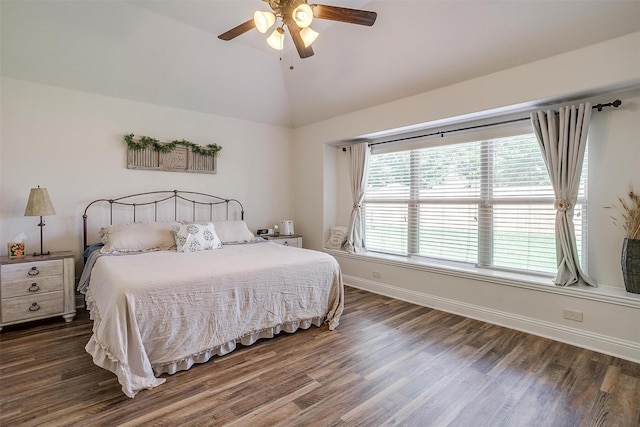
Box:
(1, 286), (639, 427)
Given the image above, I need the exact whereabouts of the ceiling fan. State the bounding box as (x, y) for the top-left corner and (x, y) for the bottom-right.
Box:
(218, 0), (377, 59)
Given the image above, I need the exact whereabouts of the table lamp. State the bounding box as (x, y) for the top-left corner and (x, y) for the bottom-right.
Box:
(24, 186), (56, 256)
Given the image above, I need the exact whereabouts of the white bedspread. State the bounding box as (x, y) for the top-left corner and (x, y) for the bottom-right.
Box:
(83, 243), (344, 398)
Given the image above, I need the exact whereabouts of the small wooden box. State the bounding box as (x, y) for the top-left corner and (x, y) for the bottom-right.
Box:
(7, 242), (25, 259)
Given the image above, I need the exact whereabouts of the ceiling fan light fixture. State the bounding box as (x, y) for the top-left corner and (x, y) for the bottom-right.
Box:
(266, 27), (285, 50)
(254, 10), (276, 33)
(300, 26), (319, 47)
(292, 4), (313, 28)
(218, 2), (377, 59)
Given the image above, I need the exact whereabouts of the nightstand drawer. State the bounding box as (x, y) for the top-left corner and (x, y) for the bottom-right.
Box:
(1, 275), (63, 298)
(1, 292), (64, 323)
(1, 259), (63, 282)
(272, 237), (300, 247)
(262, 235), (303, 248)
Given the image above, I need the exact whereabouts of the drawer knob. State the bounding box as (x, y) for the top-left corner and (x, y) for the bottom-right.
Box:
(27, 267), (40, 276)
(283, 241), (289, 246)
(28, 302), (41, 312)
(28, 283), (40, 293)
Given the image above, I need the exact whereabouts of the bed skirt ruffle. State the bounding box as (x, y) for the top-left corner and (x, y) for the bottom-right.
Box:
(86, 336), (166, 398)
(152, 316), (325, 375)
(85, 315), (325, 397)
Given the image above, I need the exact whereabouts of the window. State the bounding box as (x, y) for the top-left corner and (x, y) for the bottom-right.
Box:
(363, 123), (587, 275)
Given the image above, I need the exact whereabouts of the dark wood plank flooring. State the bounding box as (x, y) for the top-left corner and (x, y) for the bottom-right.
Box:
(1, 286), (639, 426)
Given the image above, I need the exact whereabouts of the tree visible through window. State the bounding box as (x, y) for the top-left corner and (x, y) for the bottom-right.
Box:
(363, 125), (586, 275)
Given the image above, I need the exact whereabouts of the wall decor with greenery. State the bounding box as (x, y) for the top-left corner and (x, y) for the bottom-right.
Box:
(124, 134), (221, 174)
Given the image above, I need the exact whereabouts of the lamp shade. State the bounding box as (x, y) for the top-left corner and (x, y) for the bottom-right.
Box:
(24, 186), (56, 216)
(293, 4), (313, 28)
(266, 27), (285, 50)
(254, 10), (276, 33)
(300, 27), (318, 47)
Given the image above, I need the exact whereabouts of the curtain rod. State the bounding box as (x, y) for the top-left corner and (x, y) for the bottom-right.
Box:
(355, 99), (622, 150)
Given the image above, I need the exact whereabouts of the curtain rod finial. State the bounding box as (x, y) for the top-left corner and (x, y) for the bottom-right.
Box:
(595, 99), (622, 112)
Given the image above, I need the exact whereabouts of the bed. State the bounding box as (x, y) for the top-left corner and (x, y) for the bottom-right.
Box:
(79, 190), (344, 398)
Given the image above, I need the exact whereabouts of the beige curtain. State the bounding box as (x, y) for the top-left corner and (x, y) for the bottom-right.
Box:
(531, 103), (595, 287)
(344, 143), (370, 253)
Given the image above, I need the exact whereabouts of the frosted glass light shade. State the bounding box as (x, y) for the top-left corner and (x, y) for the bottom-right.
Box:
(300, 27), (318, 47)
(293, 4), (313, 28)
(24, 187), (56, 216)
(266, 27), (285, 50)
(254, 11), (276, 33)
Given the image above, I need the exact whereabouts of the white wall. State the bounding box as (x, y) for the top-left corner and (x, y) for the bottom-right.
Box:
(0, 77), (294, 276)
(587, 92), (640, 285)
(293, 32), (640, 362)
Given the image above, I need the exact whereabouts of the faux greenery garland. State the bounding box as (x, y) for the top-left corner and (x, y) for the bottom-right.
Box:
(124, 134), (222, 157)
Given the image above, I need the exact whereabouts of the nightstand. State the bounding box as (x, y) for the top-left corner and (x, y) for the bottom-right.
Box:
(0, 251), (76, 331)
(262, 235), (303, 248)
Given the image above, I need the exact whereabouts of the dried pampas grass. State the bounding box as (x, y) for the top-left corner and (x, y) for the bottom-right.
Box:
(613, 187), (640, 240)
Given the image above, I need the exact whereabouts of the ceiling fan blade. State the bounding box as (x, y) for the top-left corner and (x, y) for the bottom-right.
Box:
(311, 4), (377, 26)
(218, 19), (255, 41)
(288, 24), (314, 59)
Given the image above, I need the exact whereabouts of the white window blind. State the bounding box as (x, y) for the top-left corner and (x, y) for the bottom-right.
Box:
(363, 123), (587, 275)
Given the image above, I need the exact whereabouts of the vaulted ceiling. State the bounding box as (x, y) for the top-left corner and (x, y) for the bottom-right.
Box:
(2, 1), (639, 128)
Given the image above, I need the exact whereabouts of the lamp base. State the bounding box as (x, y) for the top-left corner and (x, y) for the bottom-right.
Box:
(33, 216), (50, 257)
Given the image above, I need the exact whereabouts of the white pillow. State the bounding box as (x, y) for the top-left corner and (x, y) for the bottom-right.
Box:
(324, 226), (348, 249)
(172, 223), (222, 252)
(212, 220), (255, 244)
(100, 222), (179, 253)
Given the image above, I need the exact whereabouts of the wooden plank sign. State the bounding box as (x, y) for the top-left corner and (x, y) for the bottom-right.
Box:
(127, 145), (216, 174)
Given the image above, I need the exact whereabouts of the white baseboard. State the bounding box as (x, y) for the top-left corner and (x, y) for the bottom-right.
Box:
(345, 275), (640, 364)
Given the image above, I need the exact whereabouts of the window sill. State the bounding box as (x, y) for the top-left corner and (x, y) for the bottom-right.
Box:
(324, 248), (640, 309)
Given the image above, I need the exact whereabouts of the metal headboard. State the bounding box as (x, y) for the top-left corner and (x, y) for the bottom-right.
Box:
(82, 189), (244, 250)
